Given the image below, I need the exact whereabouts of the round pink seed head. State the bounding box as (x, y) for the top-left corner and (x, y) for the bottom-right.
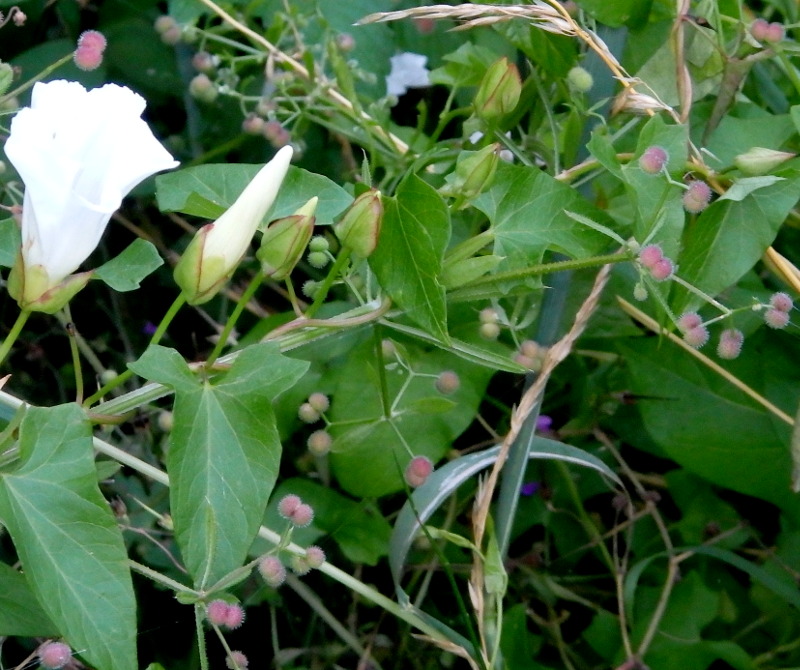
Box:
(764, 308), (790, 329)
(73, 32), (107, 71)
(242, 114), (265, 136)
(404, 455), (434, 488)
(750, 18), (771, 41)
(435, 370), (460, 394)
(307, 430), (332, 456)
(307, 392), (330, 413)
(223, 603), (245, 630)
(258, 555), (287, 587)
(277, 494), (302, 519)
(683, 325), (710, 349)
(192, 51), (216, 73)
(38, 642), (72, 669)
(226, 651), (249, 670)
(769, 292), (793, 312)
(290, 503), (314, 527)
(638, 244), (664, 269)
(677, 312), (703, 333)
(306, 545), (326, 568)
(77, 30), (107, 52)
(520, 339), (540, 358)
(682, 180), (712, 213)
(639, 146), (669, 175)
(717, 329), (744, 360)
(650, 257), (674, 281)
(206, 600), (231, 627)
(766, 22), (785, 43)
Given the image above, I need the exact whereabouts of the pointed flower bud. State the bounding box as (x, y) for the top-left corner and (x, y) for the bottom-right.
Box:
(734, 147), (796, 176)
(474, 57), (521, 122)
(256, 196), (316, 280)
(440, 144), (500, 203)
(334, 189), (383, 258)
(175, 146), (292, 304)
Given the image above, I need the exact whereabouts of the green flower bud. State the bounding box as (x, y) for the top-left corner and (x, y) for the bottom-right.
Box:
(334, 189), (383, 258)
(734, 147), (795, 176)
(440, 144), (500, 204)
(0, 62), (13, 97)
(567, 66), (594, 92)
(474, 57), (521, 122)
(8, 255), (92, 313)
(256, 197), (317, 280)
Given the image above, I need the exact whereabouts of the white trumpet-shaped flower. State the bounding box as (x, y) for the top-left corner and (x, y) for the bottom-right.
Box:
(174, 145), (293, 304)
(4, 80), (178, 311)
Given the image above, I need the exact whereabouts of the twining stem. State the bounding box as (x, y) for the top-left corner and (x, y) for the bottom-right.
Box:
(128, 559), (196, 597)
(0, 309), (30, 369)
(65, 320), (84, 405)
(83, 292), (187, 407)
(0, 52), (73, 105)
(205, 271), (265, 367)
(195, 605), (209, 670)
(305, 247), (352, 319)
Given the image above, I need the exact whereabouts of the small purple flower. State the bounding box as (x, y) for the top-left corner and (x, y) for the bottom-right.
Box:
(520, 481), (541, 496)
(142, 320), (158, 336)
(536, 415), (553, 432)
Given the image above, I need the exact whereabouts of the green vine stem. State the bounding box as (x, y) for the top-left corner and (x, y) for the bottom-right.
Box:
(0, 309), (30, 369)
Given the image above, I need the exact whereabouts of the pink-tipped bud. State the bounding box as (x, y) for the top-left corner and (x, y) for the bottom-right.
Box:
(764, 308), (790, 329)
(192, 51), (217, 73)
(223, 603), (245, 629)
(649, 257), (674, 281)
(682, 180), (712, 213)
(298, 402), (320, 423)
(206, 600), (232, 627)
(277, 494), (302, 519)
(73, 30), (107, 71)
(306, 545), (326, 568)
(638, 244), (664, 269)
(639, 146), (669, 174)
(435, 370), (460, 394)
(520, 340), (540, 359)
(307, 430), (332, 456)
(683, 325), (710, 348)
(226, 651), (249, 670)
(308, 392), (330, 413)
(189, 73), (217, 103)
(290, 503), (314, 527)
(677, 312), (703, 333)
(404, 455), (434, 488)
(38, 642), (72, 669)
(242, 113), (265, 135)
(262, 120), (291, 149)
(258, 555), (287, 587)
(717, 329), (744, 359)
(769, 292), (793, 312)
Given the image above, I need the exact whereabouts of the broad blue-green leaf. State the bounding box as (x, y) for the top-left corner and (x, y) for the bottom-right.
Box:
(473, 162), (612, 287)
(674, 163), (800, 312)
(130, 344), (308, 587)
(0, 562), (58, 636)
(369, 175), (450, 342)
(0, 405), (136, 670)
(94, 239), (163, 291)
(156, 164), (351, 226)
(0, 217), (20, 267)
(620, 338), (797, 509)
(389, 438), (621, 601)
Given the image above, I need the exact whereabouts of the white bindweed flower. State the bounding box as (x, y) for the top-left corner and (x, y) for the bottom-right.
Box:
(174, 145), (293, 304)
(385, 52), (430, 98)
(4, 80), (178, 312)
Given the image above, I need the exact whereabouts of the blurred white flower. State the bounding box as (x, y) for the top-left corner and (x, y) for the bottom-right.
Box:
(4, 80), (177, 309)
(386, 52), (430, 97)
(174, 145), (293, 304)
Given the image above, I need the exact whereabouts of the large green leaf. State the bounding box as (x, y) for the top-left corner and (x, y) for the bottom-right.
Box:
(369, 175), (451, 342)
(129, 344), (308, 588)
(473, 162), (612, 287)
(674, 163), (800, 312)
(0, 562), (58, 636)
(94, 239), (163, 292)
(620, 337), (798, 511)
(0, 405), (136, 670)
(155, 164), (351, 226)
(328, 339), (491, 497)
